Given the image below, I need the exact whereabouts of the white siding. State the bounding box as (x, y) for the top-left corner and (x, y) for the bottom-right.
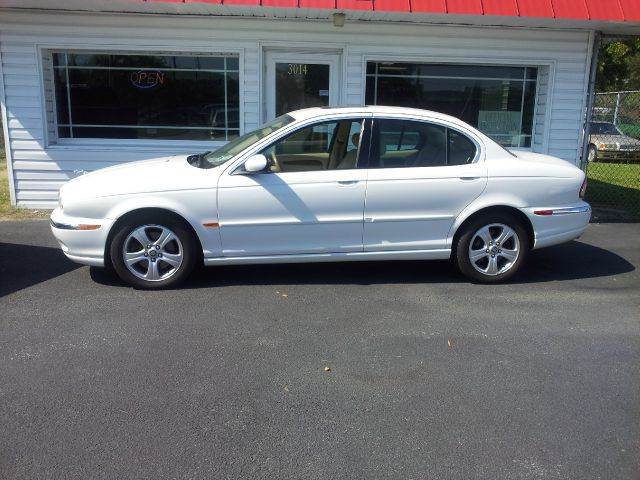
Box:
(533, 65), (550, 152)
(40, 50), (57, 144)
(0, 11), (592, 208)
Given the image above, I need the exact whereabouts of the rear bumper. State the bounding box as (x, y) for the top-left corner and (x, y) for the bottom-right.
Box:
(50, 208), (111, 267)
(524, 202), (591, 250)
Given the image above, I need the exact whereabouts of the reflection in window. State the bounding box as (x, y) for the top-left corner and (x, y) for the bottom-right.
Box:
(365, 62), (537, 148)
(51, 52), (240, 141)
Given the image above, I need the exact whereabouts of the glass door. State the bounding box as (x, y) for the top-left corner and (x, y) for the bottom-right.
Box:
(265, 51), (340, 120)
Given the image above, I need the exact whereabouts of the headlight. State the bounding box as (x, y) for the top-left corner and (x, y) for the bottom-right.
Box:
(598, 143), (617, 150)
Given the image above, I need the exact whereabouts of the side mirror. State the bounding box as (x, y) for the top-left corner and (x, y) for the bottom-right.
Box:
(243, 154), (268, 173)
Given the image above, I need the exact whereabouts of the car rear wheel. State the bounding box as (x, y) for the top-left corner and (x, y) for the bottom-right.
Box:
(110, 215), (197, 289)
(455, 213), (529, 283)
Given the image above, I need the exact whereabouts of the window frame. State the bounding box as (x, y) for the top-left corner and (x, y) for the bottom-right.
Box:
(361, 55), (550, 152)
(365, 115), (482, 169)
(39, 46), (245, 151)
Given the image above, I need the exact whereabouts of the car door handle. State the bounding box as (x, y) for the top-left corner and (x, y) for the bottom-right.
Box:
(459, 176), (480, 181)
(337, 180), (359, 185)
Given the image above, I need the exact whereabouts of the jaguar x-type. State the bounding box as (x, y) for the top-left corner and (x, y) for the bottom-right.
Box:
(51, 106), (590, 288)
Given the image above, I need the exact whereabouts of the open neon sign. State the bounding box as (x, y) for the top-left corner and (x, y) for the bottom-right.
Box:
(130, 70), (166, 89)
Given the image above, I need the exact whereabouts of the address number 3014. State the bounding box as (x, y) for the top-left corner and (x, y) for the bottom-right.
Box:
(288, 64), (308, 75)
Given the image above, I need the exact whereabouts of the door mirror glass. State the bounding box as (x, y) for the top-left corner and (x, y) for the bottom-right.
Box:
(243, 154), (268, 173)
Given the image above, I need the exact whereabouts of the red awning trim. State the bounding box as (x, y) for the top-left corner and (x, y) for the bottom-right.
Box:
(141, 0), (640, 21)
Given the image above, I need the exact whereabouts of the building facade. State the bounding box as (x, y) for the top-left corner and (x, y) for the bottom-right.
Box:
(1, 0), (639, 208)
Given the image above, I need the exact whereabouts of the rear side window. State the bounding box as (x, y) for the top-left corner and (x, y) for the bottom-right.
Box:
(448, 129), (477, 165)
(369, 119), (477, 168)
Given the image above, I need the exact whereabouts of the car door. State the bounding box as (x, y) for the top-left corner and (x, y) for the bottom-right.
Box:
(363, 117), (487, 252)
(217, 117), (368, 256)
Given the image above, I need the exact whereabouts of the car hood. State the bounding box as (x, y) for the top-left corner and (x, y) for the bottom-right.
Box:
(590, 134), (640, 147)
(61, 155), (221, 200)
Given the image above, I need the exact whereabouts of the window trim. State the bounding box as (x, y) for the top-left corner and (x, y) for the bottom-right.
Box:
(38, 45), (245, 150)
(365, 115), (483, 169)
(361, 55), (553, 152)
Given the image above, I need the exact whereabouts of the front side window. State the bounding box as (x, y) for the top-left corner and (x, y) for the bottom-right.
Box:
(365, 62), (537, 148)
(51, 52), (240, 141)
(260, 119), (364, 173)
(370, 119), (477, 168)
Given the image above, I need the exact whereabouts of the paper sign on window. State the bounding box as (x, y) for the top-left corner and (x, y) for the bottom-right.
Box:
(477, 111), (521, 136)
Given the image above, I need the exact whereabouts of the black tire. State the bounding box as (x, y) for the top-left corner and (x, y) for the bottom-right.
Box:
(588, 145), (597, 163)
(454, 213), (529, 284)
(109, 213), (198, 289)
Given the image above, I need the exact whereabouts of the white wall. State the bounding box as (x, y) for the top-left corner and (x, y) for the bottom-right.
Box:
(0, 11), (593, 208)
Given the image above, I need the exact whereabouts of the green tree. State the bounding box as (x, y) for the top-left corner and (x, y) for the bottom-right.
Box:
(596, 38), (640, 92)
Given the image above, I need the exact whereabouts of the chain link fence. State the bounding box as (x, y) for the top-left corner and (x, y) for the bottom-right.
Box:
(592, 91), (640, 138)
(583, 39), (640, 222)
(585, 91), (640, 221)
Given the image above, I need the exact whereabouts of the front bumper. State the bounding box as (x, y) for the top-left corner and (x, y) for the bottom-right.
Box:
(524, 202), (591, 250)
(50, 208), (112, 267)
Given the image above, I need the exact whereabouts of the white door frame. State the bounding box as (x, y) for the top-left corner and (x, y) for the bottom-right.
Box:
(264, 50), (341, 121)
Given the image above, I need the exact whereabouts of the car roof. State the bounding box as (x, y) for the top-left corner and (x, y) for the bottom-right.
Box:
(287, 106), (469, 127)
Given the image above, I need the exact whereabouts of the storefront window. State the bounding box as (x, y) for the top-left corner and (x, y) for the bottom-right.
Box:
(51, 52), (240, 141)
(365, 62), (537, 148)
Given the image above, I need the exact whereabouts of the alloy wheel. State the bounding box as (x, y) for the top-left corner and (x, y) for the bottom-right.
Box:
(122, 224), (184, 282)
(468, 223), (520, 276)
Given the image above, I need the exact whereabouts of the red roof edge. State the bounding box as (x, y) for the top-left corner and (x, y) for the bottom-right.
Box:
(139, 0), (638, 21)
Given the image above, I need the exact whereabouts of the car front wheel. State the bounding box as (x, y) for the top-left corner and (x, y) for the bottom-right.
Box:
(109, 215), (197, 289)
(455, 213), (529, 283)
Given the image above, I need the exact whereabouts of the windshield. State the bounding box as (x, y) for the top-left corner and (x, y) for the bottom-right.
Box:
(590, 122), (622, 135)
(201, 114), (295, 168)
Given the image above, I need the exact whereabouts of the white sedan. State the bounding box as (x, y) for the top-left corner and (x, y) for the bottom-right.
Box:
(51, 106), (591, 288)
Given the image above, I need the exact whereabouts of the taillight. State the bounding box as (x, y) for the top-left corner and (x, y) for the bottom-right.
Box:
(579, 178), (587, 199)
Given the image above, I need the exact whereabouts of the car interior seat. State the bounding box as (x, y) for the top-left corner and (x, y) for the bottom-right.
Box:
(337, 133), (360, 169)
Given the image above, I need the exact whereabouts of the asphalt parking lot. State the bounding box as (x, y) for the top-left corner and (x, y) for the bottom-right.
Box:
(1, 220), (639, 479)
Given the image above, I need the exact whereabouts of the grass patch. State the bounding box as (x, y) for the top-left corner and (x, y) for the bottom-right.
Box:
(586, 162), (640, 220)
(1, 150), (50, 221)
(618, 124), (640, 139)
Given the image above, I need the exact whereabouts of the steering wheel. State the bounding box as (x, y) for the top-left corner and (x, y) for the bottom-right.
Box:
(266, 149), (281, 173)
